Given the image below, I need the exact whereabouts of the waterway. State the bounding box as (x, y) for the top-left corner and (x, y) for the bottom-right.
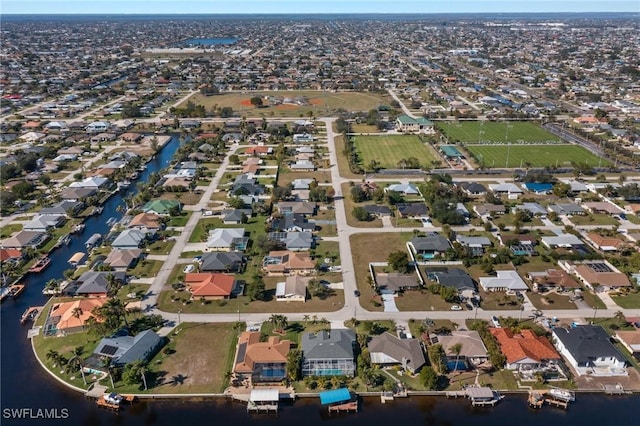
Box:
(1, 135), (640, 424)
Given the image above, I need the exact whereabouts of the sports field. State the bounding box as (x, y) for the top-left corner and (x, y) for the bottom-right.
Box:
(437, 121), (559, 144)
(353, 135), (441, 169)
(466, 144), (611, 168)
(180, 90), (391, 116)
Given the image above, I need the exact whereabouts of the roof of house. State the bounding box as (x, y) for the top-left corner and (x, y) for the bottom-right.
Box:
(263, 250), (315, 274)
(276, 275), (310, 299)
(111, 229), (146, 248)
(368, 333), (426, 372)
(479, 270), (528, 291)
(548, 203), (585, 215)
(514, 202), (547, 215)
(528, 269), (580, 289)
(397, 202), (429, 217)
(375, 272), (420, 292)
(386, 183), (420, 195)
(60, 187), (97, 200)
(142, 199), (180, 215)
(206, 228), (246, 249)
(427, 267), (475, 291)
(553, 325), (626, 363)
(0, 248), (22, 261)
(302, 329), (355, 360)
(489, 183), (523, 193)
(200, 251), (244, 272)
(615, 330), (640, 352)
(50, 298), (106, 331)
(104, 249), (142, 268)
(363, 205), (393, 216)
(574, 264), (631, 287)
(541, 233), (584, 248)
(437, 331), (489, 359)
(583, 202), (624, 214)
(457, 182), (487, 194)
(474, 204), (506, 216)
(1, 230), (46, 248)
(128, 212), (162, 229)
(94, 329), (163, 366)
(274, 201), (317, 215)
(234, 332), (292, 374)
(411, 233), (451, 252)
(490, 328), (560, 364)
(456, 235), (492, 247)
(185, 273), (235, 298)
(75, 271), (126, 295)
(587, 232), (625, 249)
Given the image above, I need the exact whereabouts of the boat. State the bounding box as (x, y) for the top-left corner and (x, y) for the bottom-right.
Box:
(58, 234), (71, 246)
(97, 393), (122, 411)
(29, 256), (51, 273)
(71, 223), (86, 233)
(548, 388), (575, 402)
(2, 284), (26, 302)
(106, 217), (119, 226)
(117, 180), (131, 190)
(20, 306), (42, 324)
(0, 287), (11, 303)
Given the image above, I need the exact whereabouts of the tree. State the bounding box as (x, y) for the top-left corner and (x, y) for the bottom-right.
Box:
(352, 206), (371, 222)
(247, 273), (266, 301)
(229, 154), (240, 165)
(419, 366), (439, 390)
(450, 343), (463, 372)
(286, 349), (302, 381)
(269, 314), (288, 333)
(307, 279), (330, 299)
(614, 311), (626, 326)
(250, 96), (264, 108)
(71, 307), (84, 331)
(387, 251), (409, 273)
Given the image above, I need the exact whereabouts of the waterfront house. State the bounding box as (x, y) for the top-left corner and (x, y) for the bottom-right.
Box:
(205, 228), (248, 252)
(74, 271), (126, 297)
(233, 332), (292, 383)
(22, 215), (65, 232)
(128, 212), (163, 232)
(0, 230), (48, 249)
(368, 333), (426, 374)
(552, 325), (627, 376)
(68, 176), (110, 189)
(490, 328), (561, 372)
(92, 329), (164, 367)
(0, 248), (23, 265)
(104, 248), (142, 270)
(46, 298), (106, 336)
(437, 331), (489, 368)
(60, 187), (97, 201)
(142, 199), (181, 216)
(185, 273), (236, 300)
(479, 270), (528, 292)
(262, 250), (315, 276)
(39, 200), (83, 217)
(111, 229), (147, 250)
(199, 252), (244, 273)
(302, 330), (356, 377)
(275, 275), (310, 302)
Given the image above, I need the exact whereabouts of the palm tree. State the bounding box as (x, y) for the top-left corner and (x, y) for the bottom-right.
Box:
(450, 343), (463, 373)
(71, 307), (84, 330)
(614, 311), (626, 326)
(269, 314), (288, 333)
(46, 350), (61, 366)
(303, 315), (310, 323)
(138, 361), (148, 391)
(67, 354), (87, 385)
(102, 358), (115, 389)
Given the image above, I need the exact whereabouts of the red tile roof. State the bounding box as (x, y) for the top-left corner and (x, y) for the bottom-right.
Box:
(489, 328), (560, 364)
(185, 273), (235, 298)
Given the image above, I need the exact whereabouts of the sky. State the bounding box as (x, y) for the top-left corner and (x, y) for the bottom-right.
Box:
(1, 1), (638, 15)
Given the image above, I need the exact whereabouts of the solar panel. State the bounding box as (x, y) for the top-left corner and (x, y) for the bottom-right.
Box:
(100, 345), (119, 356)
(589, 263), (612, 273)
(235, 342), (247, 364)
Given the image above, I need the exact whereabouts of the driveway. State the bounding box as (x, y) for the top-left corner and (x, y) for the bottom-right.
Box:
(381, 293), (399, 312)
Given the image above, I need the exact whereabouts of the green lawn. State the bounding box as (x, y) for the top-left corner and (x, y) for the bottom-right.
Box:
(466, 144), (611, 168)
(611, 291), (640, 309)
(129, 259), (163, 278)
(353, 134), (441, 170)
(167, 211), (192, 227)
(437, 121), (559, 144)
(569, 214), (620, 226)
(0, 223), (22, 238)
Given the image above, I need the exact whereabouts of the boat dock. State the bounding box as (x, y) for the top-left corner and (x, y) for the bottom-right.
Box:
(328, 401), (358, 413)
(20, 306), (43, 324)
(96, 396), (121, 411)
(246, 389), (279, 413)
(320, 388), (358, 414)
(603, 383), (630, 395)
(527, 391), (545, 409)
(447, 386), (503, 407)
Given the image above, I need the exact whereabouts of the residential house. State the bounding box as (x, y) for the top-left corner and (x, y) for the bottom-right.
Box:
(615, 330), (640, 358)
(104, 249), (142, 270)
(111, 229), (147, 250)
(185, 273), (236, 300)
(86, 121), (110, 133)
(75, 271), (126, 297)
(499, 234), (538, 256)
(1, 230), (48, 249)
(547, 203), (585, 216)
(221, 209), (251, 225)
(39, 200), (83, 217)
(410, 233), (451, 259)
(68, 176), (110, 189)
(290, 159), (315, 171)
(396, 202), (429, 218)
(585, 232), (626, 252)
(426, 267), (476, 298)
(582, 202), (624, 215)
(60, 187), (97, 201)
(490, 328), (561, 372)
(552, 325), (627, 376)
(293, 133), (314, 143)
(276, 275), (310, 302)
(92, 330), (164, 367)
(231, 174), (264, 197)
(541, 233), (584, 250)
(385, 183), (420, 196)
(456, 235), (492, 256)
(489, 183), (523, 196)
(438, 331), (489, 368)
(268, 231), (314, 251)
(479, 270), (529, 292)
(200, 252), (244, 273)
(245, 146), (273, 156)
(233, 332), (292, 383)
(271, 213), (315, 232)
(205, 228), (248, 252)
(274, 201), (317, 216)
(363, 205), (392, 218)
(514, 202), (547, 216)
(301, 330), (356, 377)
(374, 272), (420, 293)
(262, 250), (315, 276)
(457, 182), (487, 197)
(22, 215), (65, 232)
(291, 178), (314, 190)
(46, 298), (106, 335)
(528, 269), (580, 292)
(368, 333), (426, 374)
(474, 204), (506, 217)
(0, 248), (23, 265)
(559, 260), (631, 291)
(128, 212), (163, 232)
(142, 199), (181, 216)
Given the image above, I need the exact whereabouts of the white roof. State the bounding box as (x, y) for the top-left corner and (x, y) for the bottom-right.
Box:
(250, 388), (279, 402)
(479, 270), (528, 291)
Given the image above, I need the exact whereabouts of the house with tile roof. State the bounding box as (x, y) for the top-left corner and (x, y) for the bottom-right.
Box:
(615, 330), (640, 357)
(262, 250), (315, 276)
(368, 333), (426, 374)
(559, 260), (631, 291)
(490, 328), (561, 372)
(552, 325), (627, 376)
(104, 249), (142, 270)
(0, 230), (48, 249)
(585, 232), (626, 252)
(527, 269), (580, 292)
(128, 212), (163, 232)
(233, 332), (292, 383)
(47, 298), (106, 335)
(185, 273), (236, 300)
(142, 199), (181, 216)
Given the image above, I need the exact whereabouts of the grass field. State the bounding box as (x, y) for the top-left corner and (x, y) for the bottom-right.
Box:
(437, 121), (559, 144)
(180, 90), (391, 116)
(353, 135), (441, 169)
(466, 144), (611, 168)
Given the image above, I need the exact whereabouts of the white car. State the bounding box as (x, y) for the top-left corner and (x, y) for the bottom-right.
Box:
(183, 264), (195, 273)
(491, 316), (502, 328)
(450, 305), (463, 311)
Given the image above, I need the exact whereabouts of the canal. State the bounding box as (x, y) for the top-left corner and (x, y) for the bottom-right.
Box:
(0, 135), (180, 423)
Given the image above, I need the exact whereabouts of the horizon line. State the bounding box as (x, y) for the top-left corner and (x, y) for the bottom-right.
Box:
(2, 11), (639, 15)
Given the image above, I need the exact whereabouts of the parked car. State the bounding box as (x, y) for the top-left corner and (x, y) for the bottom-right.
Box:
(192, 256), (202, 263)
(183, 264), (195, 273)
(491, 316), (501, 328)
(450, 305), (462, 311)
(354, 290), (360, 297)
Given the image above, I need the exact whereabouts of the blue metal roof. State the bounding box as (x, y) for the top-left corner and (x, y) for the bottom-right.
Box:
(524, 182), (553, 192)
(319, 388), (351, 405)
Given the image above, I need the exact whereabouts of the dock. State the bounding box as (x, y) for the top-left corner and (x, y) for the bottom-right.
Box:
(320, 388), (358, 414)
(246, 388), (278, 413)
(546, 397), (569, 409)
(20, 306), (43, 324)
(328, 401), (358, 413)
(96, 397), (121, 411)
(527, 391), (545, 409)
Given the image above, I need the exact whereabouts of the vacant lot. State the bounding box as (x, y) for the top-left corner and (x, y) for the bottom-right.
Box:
(180, 91), (391, 116)
(353, 134), (441, 170)
(152, 323), (237, 393)
(437, 121), (558, 144)
(466, 144), (610, 168)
